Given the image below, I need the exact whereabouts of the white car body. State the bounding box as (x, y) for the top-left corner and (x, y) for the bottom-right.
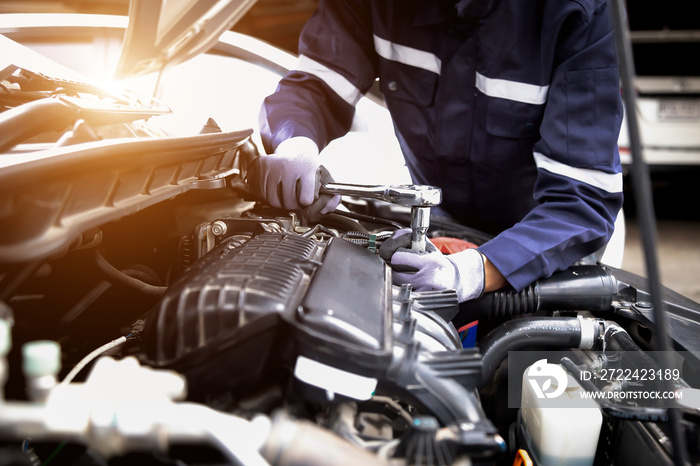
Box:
(618, 30), (700, 167)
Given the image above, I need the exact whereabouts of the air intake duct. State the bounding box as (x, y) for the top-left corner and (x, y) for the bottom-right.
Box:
(454, 265), (620, 327)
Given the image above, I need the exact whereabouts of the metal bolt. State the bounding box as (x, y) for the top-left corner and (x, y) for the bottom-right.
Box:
(211, 221), (228, 236)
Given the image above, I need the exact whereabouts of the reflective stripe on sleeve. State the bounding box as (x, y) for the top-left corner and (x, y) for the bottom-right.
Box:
(296, 55), (363, 106)
(533, 152), (623, 193)
(476, 72), (549, 105)
(373, 34), (441, 75)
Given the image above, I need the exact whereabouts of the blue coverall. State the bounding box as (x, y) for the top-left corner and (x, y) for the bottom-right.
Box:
(260, 0), (624, 291)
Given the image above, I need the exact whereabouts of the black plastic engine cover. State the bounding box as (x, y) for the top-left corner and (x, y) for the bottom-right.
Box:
(140, 231), (393, 397)
(141, 232), (321, 397)
(295, 236), (393, 372)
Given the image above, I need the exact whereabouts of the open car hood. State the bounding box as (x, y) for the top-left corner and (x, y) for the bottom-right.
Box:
(115, 0), (258, 78)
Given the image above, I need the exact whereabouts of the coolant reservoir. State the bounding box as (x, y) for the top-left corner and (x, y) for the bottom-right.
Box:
(520, 361), (602, 466)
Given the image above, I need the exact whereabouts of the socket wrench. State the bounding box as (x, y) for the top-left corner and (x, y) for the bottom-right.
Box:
(319, 183), (442, 252)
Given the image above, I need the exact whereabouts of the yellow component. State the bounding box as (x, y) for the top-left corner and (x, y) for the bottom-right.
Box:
(513, 449), (534, 466)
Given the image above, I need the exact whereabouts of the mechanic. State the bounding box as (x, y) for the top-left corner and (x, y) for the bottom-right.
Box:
(249, 0), (624, 303)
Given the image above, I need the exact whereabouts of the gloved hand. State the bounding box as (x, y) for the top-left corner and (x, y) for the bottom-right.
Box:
(379, 228), (485, 302)
(246, 137), (341, 219)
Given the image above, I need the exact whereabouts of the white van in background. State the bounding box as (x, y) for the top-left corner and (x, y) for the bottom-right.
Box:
(618, 2), (700, 167)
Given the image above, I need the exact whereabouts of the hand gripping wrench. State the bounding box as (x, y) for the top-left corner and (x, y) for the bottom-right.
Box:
(319, 183), (442, 252)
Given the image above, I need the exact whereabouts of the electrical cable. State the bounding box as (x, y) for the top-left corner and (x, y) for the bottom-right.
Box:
(342, 231), (393, 240)
(340, 231), (393, 247)
(60, 336), (128, 385)
(332, 209), (405, 230)
(608, 1), (688, 463)
(317, 211), (371, 233)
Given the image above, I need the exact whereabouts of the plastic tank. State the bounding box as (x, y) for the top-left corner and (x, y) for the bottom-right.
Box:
(519, 362), (603, 466)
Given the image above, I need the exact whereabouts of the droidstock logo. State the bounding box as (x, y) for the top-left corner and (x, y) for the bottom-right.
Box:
(526, 359), (568, 399)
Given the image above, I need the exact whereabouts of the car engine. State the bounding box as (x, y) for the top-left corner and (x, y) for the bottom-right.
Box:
(2, 56), (700, 466)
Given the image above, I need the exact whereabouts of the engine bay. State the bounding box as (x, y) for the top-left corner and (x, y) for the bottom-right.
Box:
(2, 124), (700, 465)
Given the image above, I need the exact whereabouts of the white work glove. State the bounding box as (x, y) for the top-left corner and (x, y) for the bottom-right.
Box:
(247, 137), (341, 219)
(379, 229), (485, 302)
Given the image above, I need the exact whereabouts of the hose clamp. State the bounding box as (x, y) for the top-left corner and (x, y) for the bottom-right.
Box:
(577, 315), (597, 349)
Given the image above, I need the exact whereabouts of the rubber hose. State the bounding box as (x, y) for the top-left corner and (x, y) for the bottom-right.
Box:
(454, 265), (619, 328)
(478, 317), (584, 387)
(94, 250), (167, 297)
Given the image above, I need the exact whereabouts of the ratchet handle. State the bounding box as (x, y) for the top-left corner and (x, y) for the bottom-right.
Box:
(319, 183), (441, 207)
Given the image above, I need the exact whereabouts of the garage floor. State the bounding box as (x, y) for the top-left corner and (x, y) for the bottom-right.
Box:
(621, 170), (700, 304)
